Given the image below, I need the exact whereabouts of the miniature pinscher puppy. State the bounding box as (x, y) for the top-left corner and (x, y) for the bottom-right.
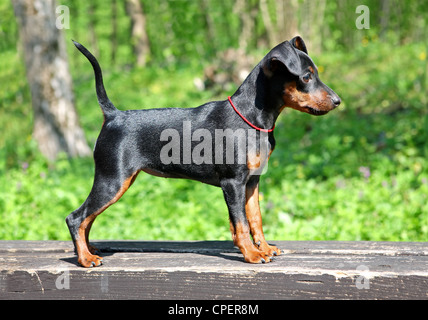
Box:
(67, 37), (340, 267)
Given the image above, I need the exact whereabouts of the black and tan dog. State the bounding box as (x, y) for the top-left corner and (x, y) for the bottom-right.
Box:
(67, 37), (340, 267)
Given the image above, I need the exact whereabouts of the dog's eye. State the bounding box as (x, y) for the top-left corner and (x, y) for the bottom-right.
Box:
(302, 73), (312, 83)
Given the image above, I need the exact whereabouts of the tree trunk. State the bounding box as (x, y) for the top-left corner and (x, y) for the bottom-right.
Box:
(111, 0), (118, 64)
(281, 0), (299, 42)
(379, 0), (390, 40)
(88, 1), (99, 58)
(201, 0), (215, 46)
(125, 0), (150, 67)
(235, 0), (256, 51)
(259, 0), (278, 47)
(13, 0), (91, 161)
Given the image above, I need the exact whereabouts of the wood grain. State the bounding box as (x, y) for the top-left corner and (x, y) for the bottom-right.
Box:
(0, 240), (427, 299)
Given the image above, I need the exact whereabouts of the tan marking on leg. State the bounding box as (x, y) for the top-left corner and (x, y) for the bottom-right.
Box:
(245, 183), (281, 257)
(233, 221), (271, 263)
(76, 171), (140, 267)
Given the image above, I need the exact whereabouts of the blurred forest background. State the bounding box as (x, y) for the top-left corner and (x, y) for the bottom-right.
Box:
(0, 0), (427, 242)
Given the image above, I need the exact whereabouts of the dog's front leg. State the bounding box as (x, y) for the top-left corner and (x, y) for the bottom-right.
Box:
(221, 178), (271, 263)
(245, 178), (281, 257)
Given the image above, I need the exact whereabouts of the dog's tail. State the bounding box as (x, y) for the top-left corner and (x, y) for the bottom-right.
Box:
(72, 40), (118, 117)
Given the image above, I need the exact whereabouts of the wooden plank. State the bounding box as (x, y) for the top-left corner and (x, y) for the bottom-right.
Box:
(0, 240), (427, 299)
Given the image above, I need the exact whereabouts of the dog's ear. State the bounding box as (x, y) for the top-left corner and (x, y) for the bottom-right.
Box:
(263, 41), (302, 77)
(290, 36), (308, 54)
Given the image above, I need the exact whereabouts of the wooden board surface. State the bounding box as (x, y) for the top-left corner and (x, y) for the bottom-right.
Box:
(0, 240), (427, 299)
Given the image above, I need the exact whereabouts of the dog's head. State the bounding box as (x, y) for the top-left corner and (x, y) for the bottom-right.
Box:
(262, 36), (341, 116)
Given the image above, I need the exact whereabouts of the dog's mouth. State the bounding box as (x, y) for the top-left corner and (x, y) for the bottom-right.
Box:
(305, 106), (329, 116)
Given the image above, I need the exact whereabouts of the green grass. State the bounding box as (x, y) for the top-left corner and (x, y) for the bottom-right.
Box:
(1, 39), (427, 242)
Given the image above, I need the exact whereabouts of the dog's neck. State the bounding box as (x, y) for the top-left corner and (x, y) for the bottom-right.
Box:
(230, 63), (283, 132)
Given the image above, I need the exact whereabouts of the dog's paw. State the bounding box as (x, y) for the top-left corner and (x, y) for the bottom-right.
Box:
(255, 240), (281, 258)
(78, 253), (103, 268)
(243, 249), (272, 264)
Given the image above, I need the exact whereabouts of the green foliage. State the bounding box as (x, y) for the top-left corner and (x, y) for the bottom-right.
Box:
(0, 1), (427, 242)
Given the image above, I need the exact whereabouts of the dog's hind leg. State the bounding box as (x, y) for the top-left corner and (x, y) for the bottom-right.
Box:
(66, 169), (140, 267)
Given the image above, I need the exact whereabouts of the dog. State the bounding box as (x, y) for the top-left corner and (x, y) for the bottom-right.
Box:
(67, 37), (340, 267)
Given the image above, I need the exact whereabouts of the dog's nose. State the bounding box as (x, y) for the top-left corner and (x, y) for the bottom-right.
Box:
(332, 95), (341, 107)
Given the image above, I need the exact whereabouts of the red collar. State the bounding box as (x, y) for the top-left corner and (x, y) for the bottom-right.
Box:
(228, 96), (275, 133)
